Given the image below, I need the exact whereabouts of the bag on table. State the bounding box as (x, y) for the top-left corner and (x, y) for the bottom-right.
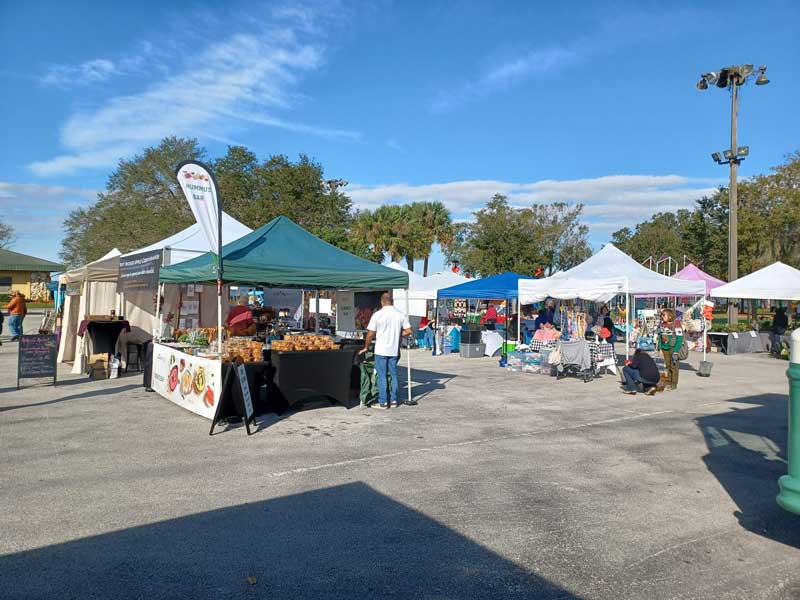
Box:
(548, 345), (562, 365)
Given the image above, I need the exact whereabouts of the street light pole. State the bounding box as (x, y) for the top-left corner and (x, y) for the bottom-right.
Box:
(728, 78), (739, 324)
(697, 64), (769, 325)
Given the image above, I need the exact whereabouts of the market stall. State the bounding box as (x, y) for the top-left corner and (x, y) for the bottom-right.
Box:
(711, 261), (800, 355)
(519, 244), (706, 360)
(390, 263), (469, 318)
(154, 216), (409, 420)
(437, 272), (534, 357)
(57, 249), (123, 374)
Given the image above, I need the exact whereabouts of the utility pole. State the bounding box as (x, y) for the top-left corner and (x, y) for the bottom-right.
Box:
(696, 64), (769, 324)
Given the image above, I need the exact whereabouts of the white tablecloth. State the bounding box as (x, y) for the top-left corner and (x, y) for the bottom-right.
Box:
(481, 331), (504, 357)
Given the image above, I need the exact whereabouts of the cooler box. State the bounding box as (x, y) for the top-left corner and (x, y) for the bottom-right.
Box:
(460, 343), (486, 358)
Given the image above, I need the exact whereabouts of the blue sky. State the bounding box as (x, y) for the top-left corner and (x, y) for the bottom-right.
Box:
(1, 0), (798, 271)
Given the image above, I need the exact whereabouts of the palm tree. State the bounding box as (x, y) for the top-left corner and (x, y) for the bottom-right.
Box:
(412, 201), (454, 276)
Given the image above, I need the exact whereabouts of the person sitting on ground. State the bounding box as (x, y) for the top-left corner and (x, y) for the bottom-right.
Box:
(622, 349), (660, 396)
(225, 296), (256, 337)
(772, 306), (789, 356)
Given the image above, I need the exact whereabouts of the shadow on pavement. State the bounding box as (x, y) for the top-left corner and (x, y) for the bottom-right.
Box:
(0, 384), (141, 412)
(696, 392), (800, 548)
(0, 482), (578, 600)
(406, 368), (456, 401)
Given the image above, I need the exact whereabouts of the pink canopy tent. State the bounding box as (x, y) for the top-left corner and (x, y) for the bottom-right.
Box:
(674, 263), (726, 294)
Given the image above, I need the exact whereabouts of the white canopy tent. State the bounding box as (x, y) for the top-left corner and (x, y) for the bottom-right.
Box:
(711, 262), (800, 300)
(390, 262), (471, 317)
(57, 249), (123, 372)
(120, 213), (252, 343)
(518, 244), (706, 359)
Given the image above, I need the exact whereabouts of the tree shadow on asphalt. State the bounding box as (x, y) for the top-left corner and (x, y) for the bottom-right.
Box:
(0, 482), (579, 600)
(696, 392), (800, 548)
(0, 384), (141, 412)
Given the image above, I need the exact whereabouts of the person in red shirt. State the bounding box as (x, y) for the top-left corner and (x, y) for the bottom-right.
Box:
(481, 303), (498, 330)
(225, 296), (256, 336)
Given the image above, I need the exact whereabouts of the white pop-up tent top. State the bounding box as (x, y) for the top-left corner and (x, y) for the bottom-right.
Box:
(120, 213), (252, 344)
(58, 249), (124, 372)
(711, 261), (800, 300)
(389, 262), (471, 317)
(518, 243), (707, 359)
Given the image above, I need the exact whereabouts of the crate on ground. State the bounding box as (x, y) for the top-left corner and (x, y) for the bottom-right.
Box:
(460, 343), (485, 358)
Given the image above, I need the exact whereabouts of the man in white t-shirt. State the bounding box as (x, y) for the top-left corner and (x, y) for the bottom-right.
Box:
(359, 293), (413, 408)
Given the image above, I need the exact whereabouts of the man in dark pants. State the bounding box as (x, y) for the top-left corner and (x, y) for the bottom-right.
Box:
(622, 349), (660, 396)
(772, 306), (789, 357)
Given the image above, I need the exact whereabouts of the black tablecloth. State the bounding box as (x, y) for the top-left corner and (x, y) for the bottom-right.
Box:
(82, 320), (130, 359)
(270, 348), (358, 409)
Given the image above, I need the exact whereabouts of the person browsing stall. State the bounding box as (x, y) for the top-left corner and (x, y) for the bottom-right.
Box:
(772, 306), (789, 356)
(225, 296), (256, 336)
(658, 308), (683, 390)
(481, 303), (498, 330)
(359, 293), (414, 409)
(622, 349), (660, 396)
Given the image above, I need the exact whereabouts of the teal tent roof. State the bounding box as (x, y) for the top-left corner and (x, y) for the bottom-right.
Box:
(159, 216), (409, 289)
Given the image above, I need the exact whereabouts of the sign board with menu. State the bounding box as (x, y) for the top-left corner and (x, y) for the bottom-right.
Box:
(17, 334), (58, 389)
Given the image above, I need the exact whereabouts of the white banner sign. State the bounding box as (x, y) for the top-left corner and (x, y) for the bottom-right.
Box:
(152, 343), (222, 420)
(335, 291), (355, 335)
(176, 161), (221, 262)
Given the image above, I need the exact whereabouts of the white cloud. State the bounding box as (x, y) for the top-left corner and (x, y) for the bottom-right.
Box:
(30, 14), (360, 177)
(433, 47), (575, 112)
(0, 181), (99, 259)
(348, 174), (721, 241)
(40, 58), (119, 86)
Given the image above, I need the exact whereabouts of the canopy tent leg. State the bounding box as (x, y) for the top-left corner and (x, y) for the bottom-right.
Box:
(703, 294), (707, 362)
(315, 290), (320, 333)
(434, 297), (439, 355)
(625, 290), (630, 361)
(517, 298), (521, 345)
(154, 283), (163, 338)
(406, 289), (412, 405)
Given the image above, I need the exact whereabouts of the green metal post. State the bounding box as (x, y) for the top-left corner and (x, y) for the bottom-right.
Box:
(778, 329), (800, 514)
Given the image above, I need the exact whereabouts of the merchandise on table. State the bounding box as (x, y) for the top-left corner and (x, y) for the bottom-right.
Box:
(270, 334), (340, 352)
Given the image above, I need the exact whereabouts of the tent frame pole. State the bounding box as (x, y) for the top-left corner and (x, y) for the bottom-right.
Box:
(314, 289), (320, 333)
(406, 287), (412, 405)
(625, 280), (630, 361)
(434, 297), (439, 355)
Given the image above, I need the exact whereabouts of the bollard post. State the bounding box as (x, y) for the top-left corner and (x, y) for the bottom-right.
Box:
(777, 329), (800, 514)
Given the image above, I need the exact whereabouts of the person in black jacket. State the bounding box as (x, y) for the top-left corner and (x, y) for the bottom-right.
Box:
(621, 349), (660, 395)
(772, 306), (789, 356)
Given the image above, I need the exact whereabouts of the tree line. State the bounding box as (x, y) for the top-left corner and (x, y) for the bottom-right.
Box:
(611, 151), (800, 279)
(59, 136), (593, 277)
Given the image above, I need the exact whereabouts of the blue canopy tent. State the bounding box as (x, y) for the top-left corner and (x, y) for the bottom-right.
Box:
(436, 272), (534, 354)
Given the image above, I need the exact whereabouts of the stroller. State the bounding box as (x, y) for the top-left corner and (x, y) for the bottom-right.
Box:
(554, 340), (594, 383)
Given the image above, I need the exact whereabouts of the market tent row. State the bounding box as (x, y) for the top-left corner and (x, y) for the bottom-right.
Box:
(518, 244), (707, 358)
(711, 261), (800, 300)
(57, 212), (252, 374)
(160, 216), (409, 290)
(389, 262), (470, 317)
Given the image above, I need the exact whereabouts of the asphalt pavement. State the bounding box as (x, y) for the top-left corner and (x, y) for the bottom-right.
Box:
(1, 316), (799, 599)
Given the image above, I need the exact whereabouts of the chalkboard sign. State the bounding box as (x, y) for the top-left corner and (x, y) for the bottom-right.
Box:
(209, 358), (256, 436)
(236, 362), (254, 421)
(18, 334), (58, 389)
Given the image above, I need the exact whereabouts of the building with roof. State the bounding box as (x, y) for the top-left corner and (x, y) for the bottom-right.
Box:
(0, 248), (63, 301)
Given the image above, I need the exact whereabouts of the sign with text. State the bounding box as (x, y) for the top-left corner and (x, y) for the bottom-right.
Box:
(335, 291), (355, 335)
(151, 343), (222, 420)
(175, 161), (221, 263)
(235, 363), (254, 420)
(118, 249), (162, 292)
(17, 334), (57, 389)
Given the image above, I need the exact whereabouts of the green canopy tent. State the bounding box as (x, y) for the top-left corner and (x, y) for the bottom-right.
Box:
(159, 215), (413, 403)
(159, 215), (408, 289)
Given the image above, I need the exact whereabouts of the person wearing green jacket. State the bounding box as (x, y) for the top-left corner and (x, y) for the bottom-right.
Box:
(658, 308), (683, 390)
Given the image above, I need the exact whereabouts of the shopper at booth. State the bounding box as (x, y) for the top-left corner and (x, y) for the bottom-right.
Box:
(599, 305), (616, 351)
(481, 302), (498, 330)
(658, 308), (683, 390)
(359, 293), (413, 408)
(225, 296), (256, 336)
(622, 349), (660, 395)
